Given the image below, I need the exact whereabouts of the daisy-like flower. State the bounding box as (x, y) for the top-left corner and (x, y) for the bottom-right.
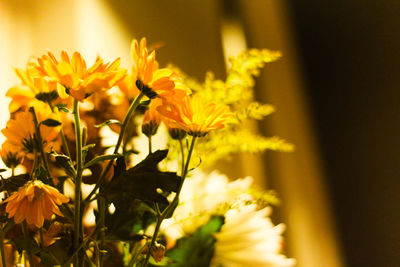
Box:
(130, 38), (175, 98)
(158, 94), (233, 137)
(163, 171), (253, 237)
(212, 204), (296, 267)
(6, 64), (64, 113)
(1, 102), (61, 156)
(4, 180), (69, 228)
(0, 141), (24, 169)
(34, 51), (126, 101)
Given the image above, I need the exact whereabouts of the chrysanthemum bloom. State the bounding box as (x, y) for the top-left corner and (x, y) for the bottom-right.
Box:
(4, 180), (69, 228)
(1, 102), (61, 156)
(34, 51), (126, 101)
(211, 205), (296, 267)
(0, 141), (24, 169)
(158, 94), (233, 137)
(131, 38), (175, 98)
(162, 171), (253, 239)
(6, 64), (65, 113)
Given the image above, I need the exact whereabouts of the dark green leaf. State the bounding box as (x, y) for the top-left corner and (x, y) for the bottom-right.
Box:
(83, 154), (123, 169)
(56, 104), (70, 113)
(0, 169), (7, 173)
(39, 251), (60, 266)
(0, 174), (30, 193)
(53, 154), (75, 177)
(166, 216), (225, 267)
(106, 150), (181, 205)
(95, 119), (121, 128)
(41, 119), (62, 127)
(102, 200), (151, 242)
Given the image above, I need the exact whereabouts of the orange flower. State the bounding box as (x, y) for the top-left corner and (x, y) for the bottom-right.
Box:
(1, 102), (60, 156)
(130, 38), (175, 98)
(6, 65), (63, 113)
(158, 94), (233, 137)
(35, 51), (126, 101)
(0, 141), (23, 168)
(4, 180), (69, 228)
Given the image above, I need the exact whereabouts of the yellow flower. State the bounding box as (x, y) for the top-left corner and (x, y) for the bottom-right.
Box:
(4, 180), (69, 228)
(1, 102), (60, 156)
(6, 65), (65, 113)
(35, 51), (126, 101)
(212, 205), (296, 267)
(158, 94), (233, 137)
(130, 38), (175, 98)
(0, 141), (23, 168)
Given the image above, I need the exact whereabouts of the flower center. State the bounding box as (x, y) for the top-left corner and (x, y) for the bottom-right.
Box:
(34, 186), (45, 201)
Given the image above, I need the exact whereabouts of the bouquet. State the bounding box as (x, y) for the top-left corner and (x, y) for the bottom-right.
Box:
(0, 37), (295, 267)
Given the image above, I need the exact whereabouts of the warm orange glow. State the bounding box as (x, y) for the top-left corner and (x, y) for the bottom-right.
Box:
(5, 180), (69, 228)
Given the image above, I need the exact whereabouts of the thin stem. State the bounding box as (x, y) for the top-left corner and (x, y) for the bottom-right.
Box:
(148, 136), (152, 154)
(0, 231), (7, 267)
(141, 136), (197, 267)
(22, 222), (33, 267)
(60, 127), (71, 158)
(142, 216), (162, 267)
(178, 139), (185, 176)
(85, 92), (144, 203)
(39, 228), (44, 248)
(31, 148), (39, 177)
(178, 136), (196, 191)
(49, 102), (71, 158)
(98, 196), (106, 267)
(73, 99), (83, 267)
(31, 107), (53, 185)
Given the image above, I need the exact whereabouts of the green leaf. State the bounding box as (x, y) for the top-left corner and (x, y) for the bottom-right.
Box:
(0, 173), (30, 193)
(0, 169), (7, 173)
(106, 150), (181, 205)
(39, 251), (59, 266)
(53, 154), (75, 177)
(94, 119), (121, 128)
(83, 154), (123, 169)
(56, 104), (70, 113)
(166, 216), (225, 267)
(41, 119), (62, 127)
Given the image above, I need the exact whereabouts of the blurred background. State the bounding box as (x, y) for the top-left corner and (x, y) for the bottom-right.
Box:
(1, 0), (399, 266)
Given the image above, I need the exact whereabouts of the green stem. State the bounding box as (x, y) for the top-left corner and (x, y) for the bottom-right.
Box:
(148, 136), (152, 154)
(84, 92), (144, 203)
(31, 107), (53, 185)
(49, 102), (71, 158)
(142, 136), (197, 267)
(128, 242), (142, 267)
(178, 139), (185, 176)
(142, 215), (162, 267)
(60, 127), (71, 158)
(73, 99), (83, 267)
(98, 196), (106, 267)
(39, 228), (44, 248)
(31, 148), (39, 178)
(22, 222), (33, 267)
(0, 231), (6, 267)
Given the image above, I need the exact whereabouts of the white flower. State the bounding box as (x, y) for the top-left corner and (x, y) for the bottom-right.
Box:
(163, 170), (253, 238)
(211, 204), (296, 267)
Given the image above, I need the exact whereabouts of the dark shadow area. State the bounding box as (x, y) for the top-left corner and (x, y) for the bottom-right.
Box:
(288, 1), (400, 266)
